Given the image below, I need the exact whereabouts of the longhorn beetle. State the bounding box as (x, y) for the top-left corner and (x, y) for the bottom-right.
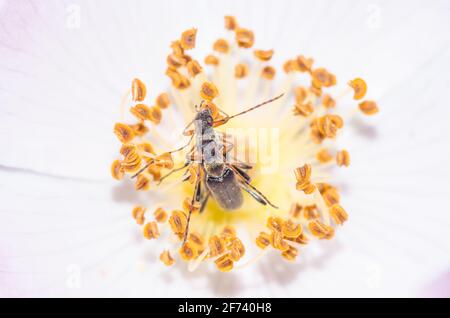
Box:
(133, 93), (284, 243)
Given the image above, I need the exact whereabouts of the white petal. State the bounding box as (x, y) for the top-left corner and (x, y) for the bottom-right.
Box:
(1, 0), (450, 297)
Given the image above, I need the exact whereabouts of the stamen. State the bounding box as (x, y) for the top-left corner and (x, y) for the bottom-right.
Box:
(208, 235), (226, 257)
(283, 59), (297, 73)
(154, 152), (174, 169)
(120, 143), (137, 156)
(348, 78), (367, 100)
(204, 55), (220, 66)
(160, 250), (175, 266)
(169, 210), (187, 236)
(213, 39), (230, 53)
(187, 165), (200, 184)
(296, 55), (314, 72)
(267, 216), (283, 232)
(254, 49), (274, 61)
(316, 149), (333, 163)
(147, 164), (162, 181)
(235, 28), (254, 48)
(358, 100), (379, 115)
(188, 247), (210, 272)
(281, 245), (298, 261)
(166, 68), (191, 89)
(224, 16), (238, 30)
(234, 249), (269, 270)
(321, 187), (340, 206)
(179, 241), (197, 261)
(154, 207), (168, 223)
(114, 123), (135, 143)
(183, 197), (200, 214)
(229, 237), (245, 261)
(336, 150), (350, 167)
(311, 68), (336, 88)
(329, 204), (348, 225)
(130, 123), (148, 136)
(121, 150), (142, 173)
(271, 231), (290, 251)
(294, 164), (316, 194)
(111, 160), (124, 180)
(221, 225), (237, 240)
(312, 114), (344, 141)
(289, 203), (303, 219)
(143, 221), (160, 239)
(170, 40), (184, 57)
(322, 94), (336, 108)
(186, 60), (203, 77)
(138, 142), (156, 156)
(130, 103), (151, 122)
(309, 83), (322, 97)
(308, 220), (334, 239)
(281, 220), (302, 238)
(148, 106), (162, 124)
(234, 63), (249, 79)
(131, 78), (146, 102)
(215, 254), (234, 272)
(156, 93), (171, 109)
(303, 204), (320, 220)
(201, 101), (219, 119)
(286, 232), (309, 245)
(256, 232), (271, 249)
(188, 232), (205, 248)
(132, 205), (146, 225)
(294, 86), (309, 104)
(200, 81), (219, 100)
(135, 174), (151, 191)
(180, 28), (197, 50)
(167, 53), (188, 69)
(293, 102), (314, 117)
(261, 66), (276, 80)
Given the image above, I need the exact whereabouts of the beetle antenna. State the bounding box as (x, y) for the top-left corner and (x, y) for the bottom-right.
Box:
(131, 159), (154, 178)
(169, 134), (194, 154)
(214, 93), (284, 125)
(182, 167), (201, 244)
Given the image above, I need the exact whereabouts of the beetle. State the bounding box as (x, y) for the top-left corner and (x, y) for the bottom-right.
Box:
(134, 94), (283, 242)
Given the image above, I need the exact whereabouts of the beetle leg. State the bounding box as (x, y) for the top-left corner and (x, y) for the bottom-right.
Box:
(182, 117), (196, 136)
(230, 157), (253, 170)
(157, 162), (191, 185)
(187, 146), (203, 164)
(168, 134), (194, 154)
(195, 178), (203, 202)
(199, 192), (210, 213)
(217, 134), (254, 169)
(217, 106), (229, 118)
(239, 180), (278, 208)
(240, 184), (267, 206)
(131, 159), (154, 179)
(232, 164), (251, 182)
(183, 164), (202, 244)
(229, 165), (278, 209)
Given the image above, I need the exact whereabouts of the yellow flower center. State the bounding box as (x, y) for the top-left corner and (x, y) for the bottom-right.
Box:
(111, 15), (378, 272)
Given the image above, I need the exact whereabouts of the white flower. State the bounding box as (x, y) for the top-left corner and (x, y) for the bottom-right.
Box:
(0, 0), (449, 297)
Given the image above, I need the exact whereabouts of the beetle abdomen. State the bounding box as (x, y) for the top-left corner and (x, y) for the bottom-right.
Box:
(206, 168), (243, 210)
